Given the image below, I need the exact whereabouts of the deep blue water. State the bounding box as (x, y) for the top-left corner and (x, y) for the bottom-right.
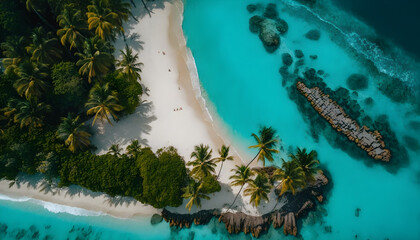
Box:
(332, 0), (420, 59)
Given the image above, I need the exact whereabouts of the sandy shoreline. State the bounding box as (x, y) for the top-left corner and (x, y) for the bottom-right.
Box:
(0, 0), (273, 219)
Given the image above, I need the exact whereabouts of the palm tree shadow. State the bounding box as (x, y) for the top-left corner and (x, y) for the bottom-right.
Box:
(64, 185), (103, 199)
(131, 0), (172, 20)
(91, 101), (156, 152)
(103, 195), (140, 208)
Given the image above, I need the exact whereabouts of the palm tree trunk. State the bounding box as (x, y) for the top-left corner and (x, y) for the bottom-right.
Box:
(245, 149), (261, 168)
(217, 161), (224, 179)
(140, 0), (152, 17)
(228, 184), (244, 211)
(31, 6), (56, 31)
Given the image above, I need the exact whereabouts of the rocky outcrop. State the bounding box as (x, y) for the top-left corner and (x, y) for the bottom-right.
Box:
(161, 172), (330, 238)
(296, 81), (391, 162)
(305, 29), (321, 40)
(248, 4), (288, 53)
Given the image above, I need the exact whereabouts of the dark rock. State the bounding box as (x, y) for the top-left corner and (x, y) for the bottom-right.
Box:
(352, 91), (359, 98)
(247, 4), (257, 13)
(276, 18), (289, 34)
(310, 55), (318, 60)
(295, 59), (305, 68)
(187, 231), (195, 240)
(0, 223), (7, 234)
(409, 121), (420, 131)
(282, 53), (293, 66)
(378, 77), (411, 103)
(305, 29), (321, 40)
(264, 3), (278, 19)
(317, 70), (325, 75)
(364, 97), (374, 106)
(294, 50), (304, 58)
(324, 226), (332, 233)
(403, 136), (420, 151)
(151, 214), (163, 225)
(335, 87), (350, 99)
(355, 208), (361, 217)
(249, 15), (263, 33)
(346, 74), (368, 90)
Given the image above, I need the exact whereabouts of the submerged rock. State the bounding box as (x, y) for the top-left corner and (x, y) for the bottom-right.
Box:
(355, 208), (361, 217)
(249, 15), (264, 33)
(378, 77), (411, 103)
(364, 97), (374, 106)
(403, 136), (420, 151)
(264, 3), (278, 19)
(282, 53), (293, 66)
(294, 49), (304, 58)
(305, 29), (321, 40)
(151, 214), (163, 225)
(409, 121), (420, 131)
(276, 18), (289, 34)
(346, 74), (368, 90)
(259, 19), (281, 53)
(247, 4), (257, 13)
(310, 55), (318, 60)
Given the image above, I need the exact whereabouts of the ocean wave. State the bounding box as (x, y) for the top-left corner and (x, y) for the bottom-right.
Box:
(0, 193), (104, 217)
(282, 0), (420, 85)
(0, 193), (31, 202)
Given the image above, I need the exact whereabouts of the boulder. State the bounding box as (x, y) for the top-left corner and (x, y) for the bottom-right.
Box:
(403, 136), (420, 151)
(310, 55), (318, 60)
(264, 3), (278, 19)
(249, 15), (263, 33)
(247, 4), (257, 13)
(346, 74), (368, 90)
(305, 29), (321, 40)
(151, 214), (163, 225)
(294, 49), (304, 58)
(282, 53), (293, 66)
(276, 18), (289, 34)
(364, 97), (374, 106)
(259, 19), (281, 53)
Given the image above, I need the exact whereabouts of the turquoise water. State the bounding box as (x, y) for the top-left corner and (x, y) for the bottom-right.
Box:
(2, 0), (420, 239)
(182, 0), (420, 239)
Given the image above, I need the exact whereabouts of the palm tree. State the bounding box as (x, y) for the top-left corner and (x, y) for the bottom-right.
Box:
(187, 144), (216, 179)
(273, 159), (306, 196)
(108, 0), (132, 27)
(26, 27), (62, 64)
(76, 38), (113, 83)
(57, 4), (87, 50)
(126, 139), (141, 158)
(290, 148), (319, 182)
(86, 0), (120, 40)
(182, 180), (210, 212)
(26, 0), (56, 30)
(57, 113), (91, 153)
(247, 126), (279, 167)
(1, 36), (28, 75)
(85, 83), (123, 126)
(117, 44), (142, 82)
(244, 173), (272, 207)
(14, 62), (49, 100)
(13, 100), (51, 129)
(213, 145), (234, 179)
(228, 165), (254, 209)
(108, 144), (122, 156)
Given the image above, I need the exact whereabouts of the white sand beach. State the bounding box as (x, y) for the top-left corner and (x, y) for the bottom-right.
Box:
(0, 0), (280, 218)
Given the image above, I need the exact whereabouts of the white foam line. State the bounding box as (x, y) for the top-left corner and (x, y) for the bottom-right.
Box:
(0, 193), (105, 217)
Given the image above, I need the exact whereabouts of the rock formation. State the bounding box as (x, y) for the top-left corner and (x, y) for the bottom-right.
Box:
(248, 4), (288, 53)
(161, 171), (330, 238)
(296, 81), (391, 162)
